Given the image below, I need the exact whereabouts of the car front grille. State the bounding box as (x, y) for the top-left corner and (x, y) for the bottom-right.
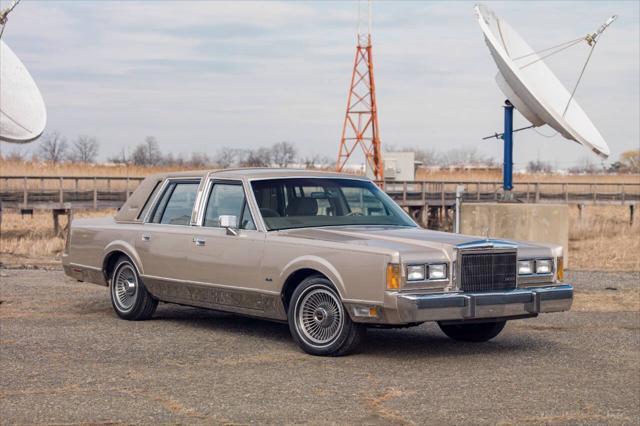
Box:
(459, 251), (517, 292)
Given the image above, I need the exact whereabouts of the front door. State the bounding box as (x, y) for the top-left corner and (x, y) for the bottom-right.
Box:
(185, 180), (270, 314)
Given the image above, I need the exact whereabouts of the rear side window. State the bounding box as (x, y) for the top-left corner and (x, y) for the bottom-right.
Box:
(137, 180), (162, 220)
(150, 181), (200, 225)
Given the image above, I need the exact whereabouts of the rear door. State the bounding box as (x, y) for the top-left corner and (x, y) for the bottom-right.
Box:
(136, 178), (202, 281)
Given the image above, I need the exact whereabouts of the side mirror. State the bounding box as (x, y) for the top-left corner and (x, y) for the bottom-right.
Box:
(219, 215), (238, 236)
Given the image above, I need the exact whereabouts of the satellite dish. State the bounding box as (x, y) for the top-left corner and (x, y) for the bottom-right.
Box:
(475, 3), (612, 159)
(0, 39), (47, 143)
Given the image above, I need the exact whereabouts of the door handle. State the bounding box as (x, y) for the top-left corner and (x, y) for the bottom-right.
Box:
(193, 237), (206, 247)
(141, 234), (151, 242)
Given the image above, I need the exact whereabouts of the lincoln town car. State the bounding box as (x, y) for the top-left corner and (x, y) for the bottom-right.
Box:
(63, 169), (573, 356)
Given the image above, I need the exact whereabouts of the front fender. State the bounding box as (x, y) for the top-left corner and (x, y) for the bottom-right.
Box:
(279, 255), (346, 298)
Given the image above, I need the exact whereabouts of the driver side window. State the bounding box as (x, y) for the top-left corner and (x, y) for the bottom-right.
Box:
(204, 183), (256, 230)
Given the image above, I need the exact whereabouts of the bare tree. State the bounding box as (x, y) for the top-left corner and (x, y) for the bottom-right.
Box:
(69, 135), (99, 163)
(271, 141), (297, 167)
(108, 147), (129, 165)
(442, 147), (488, 166)
(214, 147), (241, 168)
(240, 148), (271, 167)
(1, 146), (30, 162)
(620, 149), (640, 173)
(37, 131), (68, 163)
(569, 156), (601, 174)
(189, 152), (211, 168)
(303, 154), (321, 169)
(526, 160), (553, 173)
(131, 136), (163, 166)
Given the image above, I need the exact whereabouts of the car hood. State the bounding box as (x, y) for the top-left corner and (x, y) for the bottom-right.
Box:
(277, 226), (556, 261)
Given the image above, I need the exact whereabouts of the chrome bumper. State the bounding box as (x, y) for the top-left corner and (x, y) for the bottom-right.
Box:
(395, 284), (573, 323)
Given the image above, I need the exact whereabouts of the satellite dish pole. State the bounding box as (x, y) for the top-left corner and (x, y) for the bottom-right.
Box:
(503, 100), (514, 193)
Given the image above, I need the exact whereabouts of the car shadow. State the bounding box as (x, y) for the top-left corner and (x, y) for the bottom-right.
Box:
(357, 324), (562, 359)
(152, 303), (293, 343)
(150, 303), (560, 358)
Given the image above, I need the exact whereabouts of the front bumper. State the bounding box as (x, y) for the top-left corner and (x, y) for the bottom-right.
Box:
(395, 284), (573, 323)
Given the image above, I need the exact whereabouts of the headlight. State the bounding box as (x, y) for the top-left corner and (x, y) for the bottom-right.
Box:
(536, 259), (553, 274)
(428, 263), (447, 280)
(407, 265), (426, 281)
(518, 260), (534, 275)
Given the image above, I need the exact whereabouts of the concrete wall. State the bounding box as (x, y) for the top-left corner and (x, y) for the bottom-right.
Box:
(460, 203), (570, 266)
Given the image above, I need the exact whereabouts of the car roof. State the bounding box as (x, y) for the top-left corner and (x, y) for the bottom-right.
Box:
(157, 168), (369, 181)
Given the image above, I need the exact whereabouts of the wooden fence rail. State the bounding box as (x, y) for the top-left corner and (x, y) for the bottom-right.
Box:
(0, 176), (145, 210)
(0, 176), (639, 211)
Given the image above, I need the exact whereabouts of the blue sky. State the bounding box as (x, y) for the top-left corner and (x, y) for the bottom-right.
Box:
(1, 0), (638, 168)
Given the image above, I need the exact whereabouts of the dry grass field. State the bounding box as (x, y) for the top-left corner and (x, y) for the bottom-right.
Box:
(0, 159), (185, 177)
(1, 159), (638, 271)
(416, 167), (640, 183)
(0, 210), (114, 268)
(568, 205), (639, 271)
(1, 205), (637, 271)
(3, 159), (639, 183)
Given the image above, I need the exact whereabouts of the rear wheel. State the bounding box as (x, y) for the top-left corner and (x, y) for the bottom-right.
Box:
(288, 276), (365, 356)
(110, 256), (157, 320)
(438, 320), (506, 342)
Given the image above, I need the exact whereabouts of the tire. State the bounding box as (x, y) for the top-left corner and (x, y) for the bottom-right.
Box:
(288, 275), (365, 356)
(438, 320), (506, 342)
(109, 256), (158, 321)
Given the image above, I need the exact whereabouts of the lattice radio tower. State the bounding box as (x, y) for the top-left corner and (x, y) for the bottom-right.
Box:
(336, 0), (383, 180)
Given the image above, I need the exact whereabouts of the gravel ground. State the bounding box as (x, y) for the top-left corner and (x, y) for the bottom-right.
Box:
(1, 269), (639, 425)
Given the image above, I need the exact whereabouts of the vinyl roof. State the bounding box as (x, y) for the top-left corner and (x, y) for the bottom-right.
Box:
(158, 168), (368, 180)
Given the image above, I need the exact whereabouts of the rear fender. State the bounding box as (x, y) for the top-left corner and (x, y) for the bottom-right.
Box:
(103, 240), (144, 276)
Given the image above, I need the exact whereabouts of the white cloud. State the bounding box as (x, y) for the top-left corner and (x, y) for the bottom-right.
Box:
(1, 0), (637, 167)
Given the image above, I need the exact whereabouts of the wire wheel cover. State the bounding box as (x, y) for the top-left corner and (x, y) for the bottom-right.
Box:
(297, 287), (344, 346)
(113, 264), (138, 311)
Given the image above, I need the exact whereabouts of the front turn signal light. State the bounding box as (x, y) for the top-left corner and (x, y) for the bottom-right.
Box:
(387, 263), (401, 290)
(557, 257), (564, 282)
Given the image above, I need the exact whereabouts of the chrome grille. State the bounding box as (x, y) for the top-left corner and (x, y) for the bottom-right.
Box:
(459, 251), (517, 292)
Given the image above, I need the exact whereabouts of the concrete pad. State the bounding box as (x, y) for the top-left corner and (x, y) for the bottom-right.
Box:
(460, 203), (569, 266)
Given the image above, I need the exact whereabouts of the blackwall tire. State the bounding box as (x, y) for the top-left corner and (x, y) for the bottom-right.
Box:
(110, 256), (158, 321)
(288, 275), (365, 356)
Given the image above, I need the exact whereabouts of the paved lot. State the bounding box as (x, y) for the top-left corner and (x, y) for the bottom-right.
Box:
(1, 269), (639, 425)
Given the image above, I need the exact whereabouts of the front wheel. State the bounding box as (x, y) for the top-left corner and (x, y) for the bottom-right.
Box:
(110, 256), (158, 321)
(438, 320), (506, 342)
(288, 276), (365, 356)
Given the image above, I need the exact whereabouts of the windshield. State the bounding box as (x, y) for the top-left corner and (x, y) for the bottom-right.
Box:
(251, 178), (416, 231)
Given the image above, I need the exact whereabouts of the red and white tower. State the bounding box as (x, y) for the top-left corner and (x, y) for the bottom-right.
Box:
(336, 1), (383, 180)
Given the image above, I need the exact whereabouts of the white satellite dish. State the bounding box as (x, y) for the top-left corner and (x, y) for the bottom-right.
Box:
(475, 3), (613, 159)
(0, 39), (47, 143)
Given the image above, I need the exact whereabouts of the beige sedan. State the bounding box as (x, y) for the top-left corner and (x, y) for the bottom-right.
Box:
(63, 169), (572, 356)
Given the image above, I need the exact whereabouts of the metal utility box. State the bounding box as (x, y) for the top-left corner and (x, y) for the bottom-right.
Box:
(368, 151), (416, 181)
